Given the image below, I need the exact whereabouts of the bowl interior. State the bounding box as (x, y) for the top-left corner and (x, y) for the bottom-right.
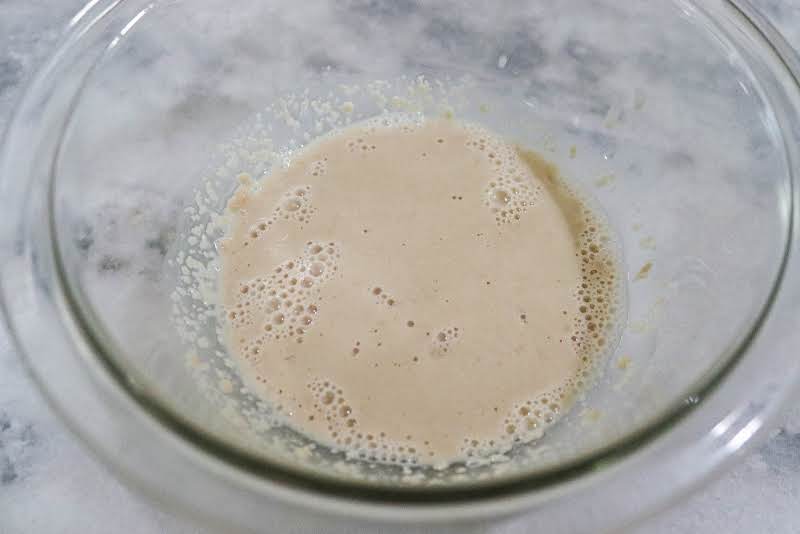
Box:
(51, 0), (791, 494)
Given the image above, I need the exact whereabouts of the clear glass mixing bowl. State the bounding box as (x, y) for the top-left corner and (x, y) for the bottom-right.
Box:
(3, 0), (800, 532)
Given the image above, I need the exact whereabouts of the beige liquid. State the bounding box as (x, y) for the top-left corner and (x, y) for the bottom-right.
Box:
(220, 116), (619, 466)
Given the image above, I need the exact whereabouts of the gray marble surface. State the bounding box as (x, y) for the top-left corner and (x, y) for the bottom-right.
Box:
(2, 1), (800, 533)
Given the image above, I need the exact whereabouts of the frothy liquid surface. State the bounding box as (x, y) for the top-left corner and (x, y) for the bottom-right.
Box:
(220, 117), (619, 466)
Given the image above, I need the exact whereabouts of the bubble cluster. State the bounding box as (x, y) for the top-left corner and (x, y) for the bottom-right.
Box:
(359, 112), (425, 135)
(315, 113), (427, 162)
(224, 241), (341, 347)
(246, 219), (272, 241)
(346, 137), (378, 153)
(306, 379), (426, 465)
(370, 286), (397, 307)
(307, 158), (328, 177)
(274, 186), (315, 224)
(569, 209), (619, 367)
(458, 386), (568, 461)
(462, 123), (542, 226)
(245, 186), (315, 242)
(431, 326), (460, 357)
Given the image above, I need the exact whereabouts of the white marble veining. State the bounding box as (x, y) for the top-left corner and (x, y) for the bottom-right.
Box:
(1, 1), (799, 533)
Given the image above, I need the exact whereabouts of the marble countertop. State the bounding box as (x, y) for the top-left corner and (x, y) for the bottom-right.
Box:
(2, 1), (800, 532)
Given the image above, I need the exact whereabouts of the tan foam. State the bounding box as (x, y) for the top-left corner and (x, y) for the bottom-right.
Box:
(220, 117), (620, 466)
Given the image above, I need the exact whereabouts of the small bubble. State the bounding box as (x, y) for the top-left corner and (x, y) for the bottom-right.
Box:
(492, 189), (511, 206)
(284, 199), (301, 212)
(310, 262), (325, 277)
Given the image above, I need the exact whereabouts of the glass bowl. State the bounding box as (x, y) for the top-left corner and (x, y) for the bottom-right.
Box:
(3, 0), (800, 531)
